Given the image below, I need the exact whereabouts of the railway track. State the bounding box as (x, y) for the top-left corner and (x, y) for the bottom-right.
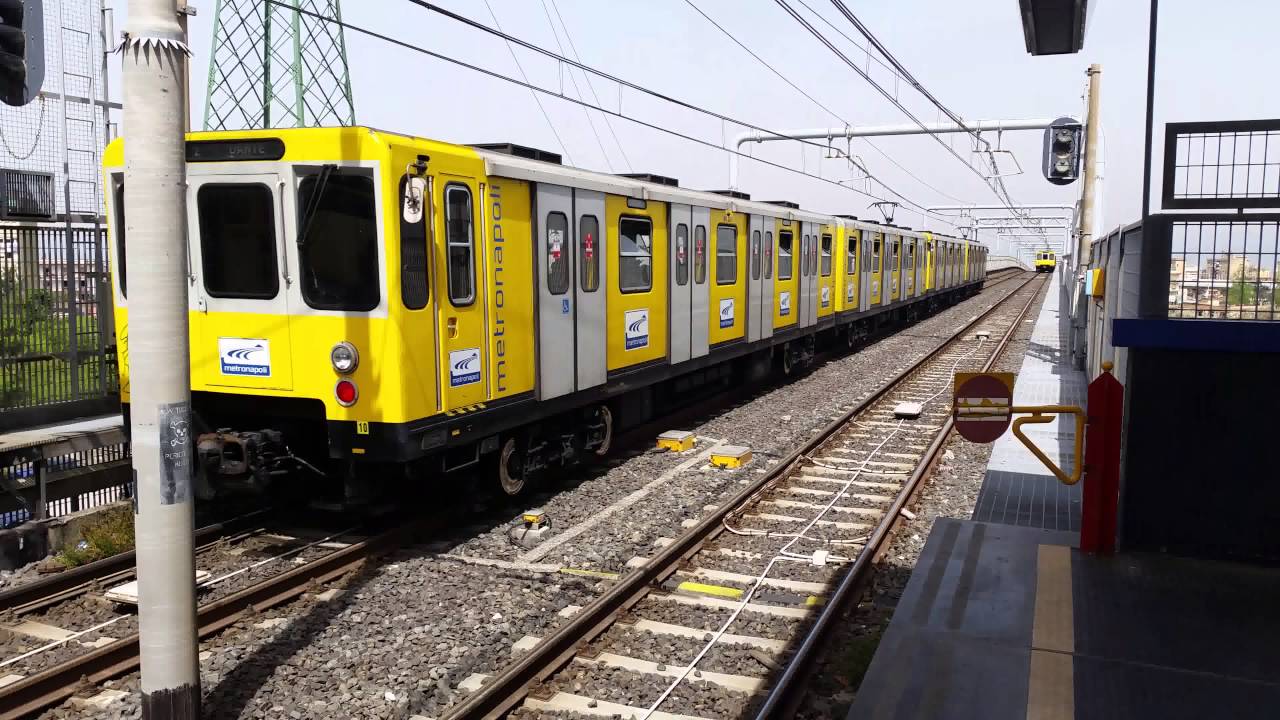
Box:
(0, 511), (425, 719)
(444, 272), (1045, 719)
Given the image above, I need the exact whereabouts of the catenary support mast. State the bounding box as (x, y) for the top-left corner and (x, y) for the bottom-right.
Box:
(123, 1), (200, 716)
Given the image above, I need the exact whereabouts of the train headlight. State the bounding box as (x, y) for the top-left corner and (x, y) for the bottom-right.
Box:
(330, 342), (359, 374)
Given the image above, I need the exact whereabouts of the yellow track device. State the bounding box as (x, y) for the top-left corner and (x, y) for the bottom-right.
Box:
(710, 445), (752, 469)
(657, 430), (697, 453)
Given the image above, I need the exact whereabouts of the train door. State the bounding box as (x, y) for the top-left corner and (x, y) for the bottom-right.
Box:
(845, 227), (860, 310)
(904, 239), (916, 297)
(889, 236), (901, 302)
(869, 231), (882, 306)
(691, 207), (711, 358)
(575, 190), (607, 389)
(760, 222), (774, 339)
(186, 171), (295, 392)
(432, 175), (490, 410)
(747, 215), (765, 342)
(818, 229), (834, 319)
(669, 203), (693, 364)
(535, 184), (575, 400)
(797, 222), (813, 328)
(774, 221), (798, 330)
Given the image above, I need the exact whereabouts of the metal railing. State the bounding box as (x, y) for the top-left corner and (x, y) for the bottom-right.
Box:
(0, 223), (119, 430)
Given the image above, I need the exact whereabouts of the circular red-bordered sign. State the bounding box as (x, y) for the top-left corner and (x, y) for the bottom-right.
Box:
(954, 373), (1013, 443)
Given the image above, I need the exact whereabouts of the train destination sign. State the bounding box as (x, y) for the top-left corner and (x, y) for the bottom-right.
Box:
(954, 372), (1016, 443)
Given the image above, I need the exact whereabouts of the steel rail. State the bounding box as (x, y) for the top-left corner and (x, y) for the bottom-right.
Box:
(0, 516), (426, 719)
(0, 509), (274, 616)
(443, 272), (1043, 720)
(755, 273), (1046, 717)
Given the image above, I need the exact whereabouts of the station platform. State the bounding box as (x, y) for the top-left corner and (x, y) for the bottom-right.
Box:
(0, 413), (123, 454)
(846, 270), (1280, 719)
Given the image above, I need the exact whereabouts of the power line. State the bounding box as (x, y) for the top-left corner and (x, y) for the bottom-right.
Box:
(777, 0), (1037, 228)
(267, 0), (938, 217)
(536, 0), (614, 171)
(545, 0), (633, 171)
(482, 0), (574, 165)
(397, 0), (948, 220)
(682, 0), (969, 206)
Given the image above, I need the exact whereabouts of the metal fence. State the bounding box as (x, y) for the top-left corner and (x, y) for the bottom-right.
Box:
(0, 223), (118, 429)
(0, 439), (131, 528)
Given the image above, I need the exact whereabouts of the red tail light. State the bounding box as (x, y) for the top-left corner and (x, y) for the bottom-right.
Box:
(335, 379), (358, 406)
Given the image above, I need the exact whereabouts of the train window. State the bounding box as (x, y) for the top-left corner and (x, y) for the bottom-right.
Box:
(442, 183), (476, 306)
(111, 174), (127, 298)
(820, 234), (833, 277)
(580, 215), (600, 292)
(906, 242), (915, 270)
(296, 170), (379, 311)
(801, 234), (810, 277)
(399, 176), (429, 310)
(751, 229), (761, 280)
(847, 232), (858, 274)
(872, 236), (881, 272)
(694, 225), (707, 284)
(546, 212), (570, 295)
(675, 223), (689, 287)
(889, 239), (899, 270)
(764, 231), (773, 279)
(619, 215), (653, 293)
(777, 230), (793, 280)
(200, 183), (280, 300)
(716, 224), (737, 285)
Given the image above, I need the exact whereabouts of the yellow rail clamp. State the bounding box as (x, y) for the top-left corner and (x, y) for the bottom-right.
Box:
(710, 445), (752, 469)
(657, 430), (697, 453)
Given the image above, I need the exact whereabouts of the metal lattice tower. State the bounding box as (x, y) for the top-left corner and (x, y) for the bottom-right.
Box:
(203, 0), (355, 130)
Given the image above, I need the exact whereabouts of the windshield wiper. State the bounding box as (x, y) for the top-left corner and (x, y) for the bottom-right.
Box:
(296, 164), (336, 251)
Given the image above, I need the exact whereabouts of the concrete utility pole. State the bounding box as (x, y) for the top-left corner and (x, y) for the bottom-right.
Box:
(123, 1), (199, 716)
(1078, 64), (1102, 261)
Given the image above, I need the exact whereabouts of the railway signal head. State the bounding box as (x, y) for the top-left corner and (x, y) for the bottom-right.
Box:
(1042, 117), (1082, 186)
(0, 0), (43, 107)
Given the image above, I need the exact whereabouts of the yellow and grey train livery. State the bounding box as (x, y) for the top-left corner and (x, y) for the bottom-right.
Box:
(1035, 250), (1057, 272)
(104, 127), (988, 498)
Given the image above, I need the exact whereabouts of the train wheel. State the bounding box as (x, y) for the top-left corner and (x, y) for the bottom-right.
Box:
(845, 326), (858, 350)
(593, 405), (614, 456)
(498, 437), (527, 496)
(780, 344), (796, 377)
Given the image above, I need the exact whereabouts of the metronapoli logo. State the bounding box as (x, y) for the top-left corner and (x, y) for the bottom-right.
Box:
(449, 348), (482, 387)
(218, 338), (271, 377)
(719, 298), (735, 328)
(779, 291), (791, 316)
(624, 309), (649, 350)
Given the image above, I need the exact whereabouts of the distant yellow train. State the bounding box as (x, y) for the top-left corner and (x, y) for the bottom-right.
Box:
(1035, 251), (1057, 272)
(104, 127), (988, 499)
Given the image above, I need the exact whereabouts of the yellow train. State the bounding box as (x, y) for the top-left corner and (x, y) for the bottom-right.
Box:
(104, 127), (987, 499)
(1035, 251), (1057, 272)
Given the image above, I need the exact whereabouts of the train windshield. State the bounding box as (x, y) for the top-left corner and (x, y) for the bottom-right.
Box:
(297, 170), (380, 311)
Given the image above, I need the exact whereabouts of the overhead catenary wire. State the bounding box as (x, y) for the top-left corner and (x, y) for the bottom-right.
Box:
(482, 0), (574, 166)
(271, 0), (948, 217)
(545, 0), (633, 171)
(681, 0), (970, 208)
(536, 0), (614, 172)
(397, 0), (950, 221)
(780, 0), (1041, 230)
(820, 0), (1040, 228)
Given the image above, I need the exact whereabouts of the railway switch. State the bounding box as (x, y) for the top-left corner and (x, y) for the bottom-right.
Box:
(657, 430), (697, 453)
(710, 446), (752, 469)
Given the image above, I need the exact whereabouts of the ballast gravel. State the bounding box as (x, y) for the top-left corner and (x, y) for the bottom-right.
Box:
(36, 276), (1029, 720)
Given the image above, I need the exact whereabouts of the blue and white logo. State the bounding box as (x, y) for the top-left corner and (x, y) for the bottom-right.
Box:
(449, 348), (482, 387)
(218, 337), (271, 377)
(779, 291), (791, 317)
(719, 298), (735, 329)
(847, 283), (855, 301)
(821, 286), (830, 307)
(624, 309), (649, 350)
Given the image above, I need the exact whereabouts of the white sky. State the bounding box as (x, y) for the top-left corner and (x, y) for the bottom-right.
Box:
(109, 0), (1280, 239)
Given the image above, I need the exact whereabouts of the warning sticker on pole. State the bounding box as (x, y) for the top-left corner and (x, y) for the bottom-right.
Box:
(158, 401), (192, 505)
(953, 372), (1015, 443)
